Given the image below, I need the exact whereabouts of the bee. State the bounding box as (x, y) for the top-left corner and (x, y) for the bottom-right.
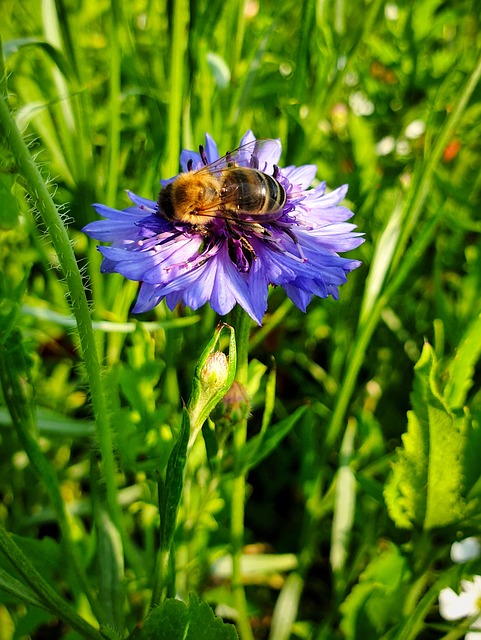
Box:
(157, 139), (287, 230)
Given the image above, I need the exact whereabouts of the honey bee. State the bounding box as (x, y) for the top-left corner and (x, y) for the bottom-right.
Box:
(158, 139), (287, 230)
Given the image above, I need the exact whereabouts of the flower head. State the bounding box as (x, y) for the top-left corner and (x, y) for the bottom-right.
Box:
(451, 538), (481, 564)
(83, 131), (363, 324)
(439, 576), (481, 639)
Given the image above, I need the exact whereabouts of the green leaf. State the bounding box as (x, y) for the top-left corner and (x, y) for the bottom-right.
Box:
(330, 422), (357, 573)
(95, 510), (125, 631)
(0, 407), (94, 438)
(0, 535), (62, 587)
(3, 37), (73, 79)
(8, 607), (54, 638)
(240, 405), (307, 472)
(159, 409), (190, 554)
(0, 568), (44, 608)
(384, 343), (468, 529)
(131, 595), (238, 640)
(444, 313), (481, 409)
(340, 543), (411, 639)
(359, 191), (402, 325)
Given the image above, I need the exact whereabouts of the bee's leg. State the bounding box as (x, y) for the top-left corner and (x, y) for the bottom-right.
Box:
(226, 222), (257, 271)
(240, 236), (257, 261)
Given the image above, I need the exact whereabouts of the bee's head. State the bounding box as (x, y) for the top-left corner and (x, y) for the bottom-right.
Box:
(158, 173), (220, 224)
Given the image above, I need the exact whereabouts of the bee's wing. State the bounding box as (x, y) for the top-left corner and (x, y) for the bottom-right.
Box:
(194, 177), (284, 222)
(196, 139), (282, 175)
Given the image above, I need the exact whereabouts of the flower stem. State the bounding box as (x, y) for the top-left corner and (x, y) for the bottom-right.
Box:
(0, 87), (126, 572)
(231, 308), (254, 640)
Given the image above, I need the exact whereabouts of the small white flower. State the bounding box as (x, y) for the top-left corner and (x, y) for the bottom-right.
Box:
(439, 576), (481, 639)
(451, 538), (481, 564)
(405, 119), (426, 139)
(376, 136), (396, 156)
(396, 139), (410, 156)
(385, 3), (399, 20)
(349, 91), (374, 116)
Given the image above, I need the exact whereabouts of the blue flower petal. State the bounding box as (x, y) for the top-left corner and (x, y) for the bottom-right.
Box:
(84, 132), (364, 323)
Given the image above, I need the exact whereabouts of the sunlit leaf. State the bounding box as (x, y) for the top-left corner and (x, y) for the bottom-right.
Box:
(384, 343), (468, 529)
(444, 314), (481, 409)
(130, 595), (238, 639)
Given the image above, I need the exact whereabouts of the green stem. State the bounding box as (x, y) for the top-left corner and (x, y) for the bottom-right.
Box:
(0, 90), (124, 570)
(0, 525), (105, 640)
(231, 308), (254, 640)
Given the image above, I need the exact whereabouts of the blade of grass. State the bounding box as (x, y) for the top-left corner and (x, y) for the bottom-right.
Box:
(105, 0), (122, 207)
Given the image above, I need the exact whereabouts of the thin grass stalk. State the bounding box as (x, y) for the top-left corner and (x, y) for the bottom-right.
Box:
(229, 0), (247, 84)
(326, 211), (438, 449)
(105, 0), (122, 207)
(165, 0), (189, 176)
(324, 0), (384, 110)
(53, 0), (96, 190)
(293, 0), (315, 101)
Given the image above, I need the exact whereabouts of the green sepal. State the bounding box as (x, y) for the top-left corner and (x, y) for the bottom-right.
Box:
(188, 323), (237, 439)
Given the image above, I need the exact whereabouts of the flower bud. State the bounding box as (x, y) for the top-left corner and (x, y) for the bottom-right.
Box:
(200, 352), (229, 393)
(211, 381), (251, 442)
(187, 324), (237, 446)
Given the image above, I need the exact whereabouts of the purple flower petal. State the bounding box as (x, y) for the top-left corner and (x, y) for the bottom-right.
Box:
(282, 164), (317, 189)
(83, 131), (364, 324)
